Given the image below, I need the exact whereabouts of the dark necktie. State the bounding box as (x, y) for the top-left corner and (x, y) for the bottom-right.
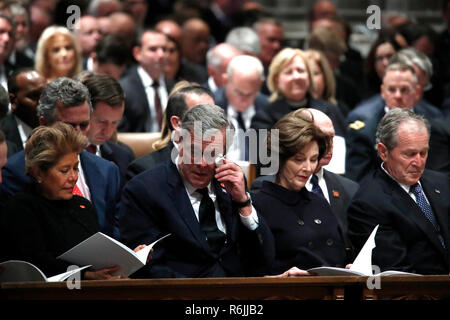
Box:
(197, 188), (226, 253)
(236, 112), (249, 161)
(86, 144), (97, 154)
(410, 183), (446, 248)
(310, 174), (325, 198)
(152, 81), (163, 131)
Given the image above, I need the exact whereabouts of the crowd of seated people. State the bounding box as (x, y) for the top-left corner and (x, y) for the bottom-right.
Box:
(0, 0), (450, 280)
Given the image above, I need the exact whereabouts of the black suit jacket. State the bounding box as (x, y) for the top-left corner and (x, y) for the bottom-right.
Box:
(118, 67), (174, 132)
(348, 168), (450, 274)
(0, 114), (23, 157)
(100, 140), (135, 187)
(125, 141), (174, 181)
(118, 160), (274, 278)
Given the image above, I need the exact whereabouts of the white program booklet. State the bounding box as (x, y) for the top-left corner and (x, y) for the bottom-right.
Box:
(57, 232), (171, 278)
(0, 260), (90, 283)
(308, 225), (420, 276)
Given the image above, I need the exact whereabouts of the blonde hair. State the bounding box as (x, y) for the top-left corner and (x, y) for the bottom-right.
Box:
(305, 49), (337, 104)
(35, 26), (82, 80)
(267, 48), (315, 102)
(25, 123), (87, 176)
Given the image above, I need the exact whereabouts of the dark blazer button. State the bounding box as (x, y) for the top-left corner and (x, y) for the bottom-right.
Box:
(308, 241), (314, 248)
(326, 239), (334, 246)
(297, 219), (305, 226)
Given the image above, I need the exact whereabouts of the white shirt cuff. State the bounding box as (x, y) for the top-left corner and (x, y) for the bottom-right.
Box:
(239, 205), (259, 231)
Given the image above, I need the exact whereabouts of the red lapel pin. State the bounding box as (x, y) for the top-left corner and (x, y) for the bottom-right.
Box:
(80, 205), (86, 209)
(332, 190), (340, 198)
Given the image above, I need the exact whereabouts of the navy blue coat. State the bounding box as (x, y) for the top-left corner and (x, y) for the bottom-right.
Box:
(118, 160), (274, 278)
(345, 94), (443, 182)
(252, 181), (348, 274)
(0, 150), (121, 238)
(100, 140), (135, 188)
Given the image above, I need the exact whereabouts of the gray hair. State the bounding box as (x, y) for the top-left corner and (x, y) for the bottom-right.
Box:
(226, 55), (265, 81)
(225, 27), (261, 56)
(384, 61), (418, 84)
(376, 108), (430, 152)
(181, 104), (234, 135)
(392, 48), (433, 89)
(37, 78), (92, 124)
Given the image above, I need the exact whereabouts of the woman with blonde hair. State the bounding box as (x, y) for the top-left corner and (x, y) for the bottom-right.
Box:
(35, 26), (82, 81)
(305, 49), (350, 116)
(251, 47), (346, 137)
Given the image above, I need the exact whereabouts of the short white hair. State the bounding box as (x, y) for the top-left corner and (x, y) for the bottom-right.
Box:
(226, 55), (264, 81)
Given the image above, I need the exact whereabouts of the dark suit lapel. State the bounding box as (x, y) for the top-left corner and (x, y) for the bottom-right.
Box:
(323, 170), (346, 223)
(166, 161), (211, 252)
(100, 142), (114, 162)
(378, 170), (447, 256)
(2, 115), (23, 150)
(420, 173), (450, 253)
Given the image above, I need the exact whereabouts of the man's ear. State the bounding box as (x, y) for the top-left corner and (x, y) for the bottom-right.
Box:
(377, 142), (388, 162)
(132, 45), (141, 62)
(170, 115), (181, 130)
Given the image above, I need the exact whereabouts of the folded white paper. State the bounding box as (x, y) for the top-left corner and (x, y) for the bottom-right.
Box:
(57, 232), (171, 277)
(0, 260), (90, 283)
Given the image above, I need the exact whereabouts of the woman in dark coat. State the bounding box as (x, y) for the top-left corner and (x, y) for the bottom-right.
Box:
(252, 109), (348, 275)
(0, 123), (147, 279)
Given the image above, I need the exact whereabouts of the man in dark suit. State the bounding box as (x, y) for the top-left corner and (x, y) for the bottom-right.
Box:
(77, 71), (135, 186)
(0, 78), (121, 238)
(348, 108), (450, 275)
(118, 29), (174, 132)
(0, 69), (46, 157)
(119, 104), (273, 278)
(346, 62), (443, 182)
(251, 108), (359, 259)
(214, 55), (269, 162)
(126, 85), (215, 181)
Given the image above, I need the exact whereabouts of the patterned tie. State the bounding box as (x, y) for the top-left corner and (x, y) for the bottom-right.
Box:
(197, 188), (226, 253)
(152, 81), (163, 131)
(310, 174), (325, 198)
(410, 183), (445, 248)
(73, 184), (84, 197)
